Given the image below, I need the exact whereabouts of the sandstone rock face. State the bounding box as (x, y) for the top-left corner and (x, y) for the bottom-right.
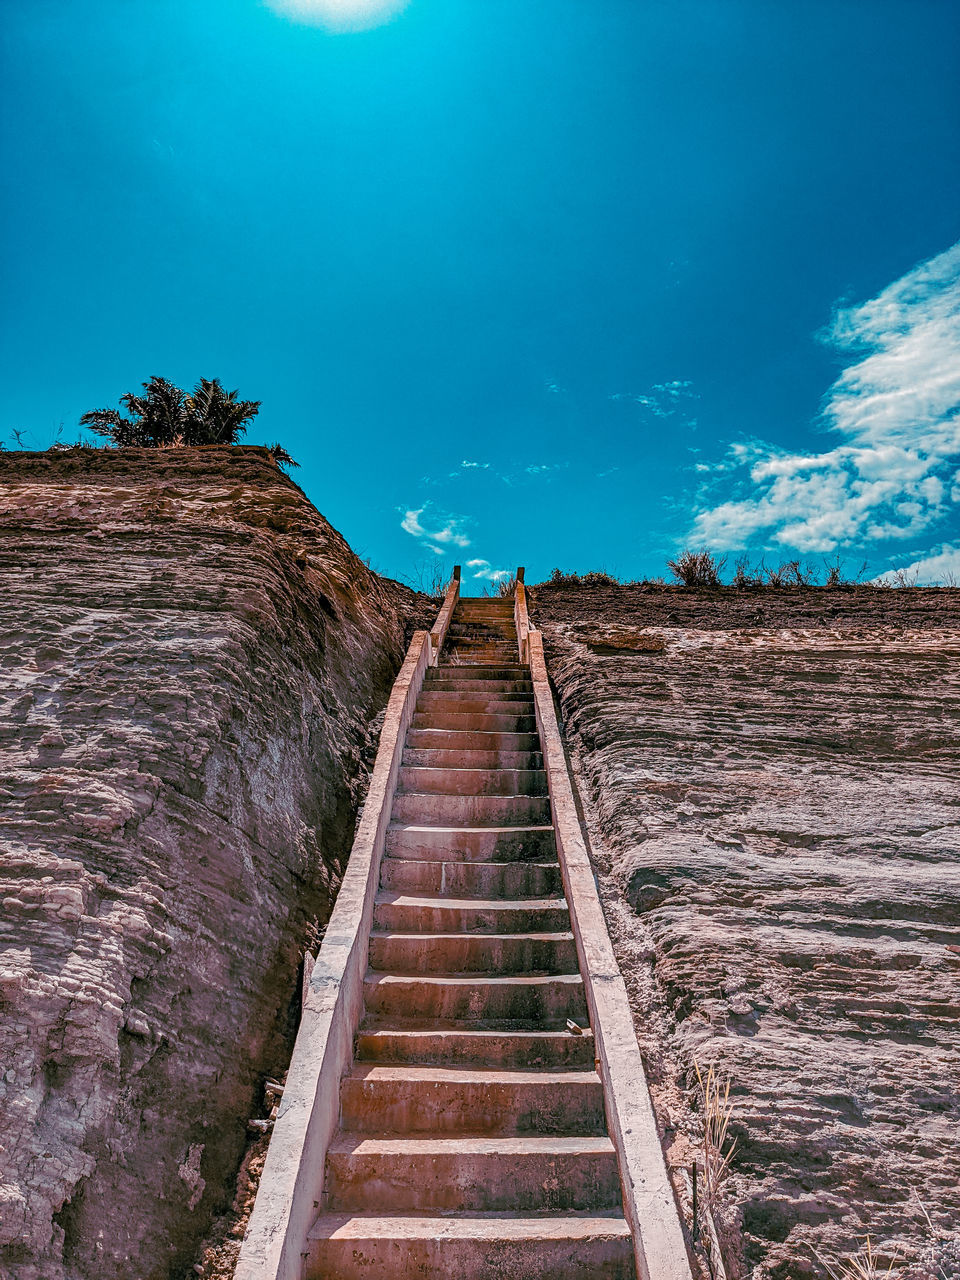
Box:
(0, 448), (427, 1280)
(532, 583), (960, 1278)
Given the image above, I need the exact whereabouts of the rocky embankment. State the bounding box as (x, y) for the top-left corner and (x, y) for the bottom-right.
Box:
(532, 583), (960, 1279)
(0, 447), (429, 1280)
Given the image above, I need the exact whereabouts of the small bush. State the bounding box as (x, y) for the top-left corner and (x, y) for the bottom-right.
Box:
(762, 558), (819, 587)
(667, 549), (726, 588)
(266, 442), (299, 470)
(731, 555), (760, 588)
(545, 568), (618, 588)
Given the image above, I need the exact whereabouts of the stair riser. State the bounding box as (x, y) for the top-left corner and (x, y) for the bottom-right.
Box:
(324, 1149), (622, 1213)
(367, 933), (579, 975)
(391, 793), (550, 826)
(444, 646), (520, 656)
(305, 1235), (635, 1280)
(445, 647), (520, 656)
(354, 1029), (596, 1069)
(433, 667), (529, 680)
(403, 748), (543, 770)
(363, 976), (588, 1022)
(419, 691), (529, 701)
(380, 859), (561, 897)
(411, 713), (537, 733)
(405, 729), (540, 752)
(384, 825), (557, 862)
(424, 680), (533, 693)
(339, 1077), (606, 1135)
(398, 766), (548, 797)
(373, 902), (570, 933)
(416, 696), (535, 715)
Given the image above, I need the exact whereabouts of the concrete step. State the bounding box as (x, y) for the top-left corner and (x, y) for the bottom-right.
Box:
(355, 1024), (596, 1068)
(363, 972), (587, 1022)
(444, 638), (519, 649)
(424, 678), (533, 693)
(398, 766), (548, 797)
(433, 665), (529, 680)
(403, 747), (543, 770)
(391, 791), (551, 827)
(324, 1134), (621, 1213)
(444, 656), (523, 668)
(448, 614), (515, 623)
(416, 698), (536, 719)
(384, 823), (556, 862)
(444, 641), (519, 652)
(306, 1213), (636, 1279)
(406, 728), (540, 752)
(380, 857), (561, 898)
(339, 1065), (606, 1135)
(410, 712), (537, 733)
(367, 930), (578, 975)
(373, 893), (569, 933)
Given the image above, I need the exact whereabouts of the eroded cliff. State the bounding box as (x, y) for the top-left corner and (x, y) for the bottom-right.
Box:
(532, 583), (960, 1279)
(0, 447), (428, 1280)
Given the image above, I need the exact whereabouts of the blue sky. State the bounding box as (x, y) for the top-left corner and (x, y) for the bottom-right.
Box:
(2, 0), (959, 586)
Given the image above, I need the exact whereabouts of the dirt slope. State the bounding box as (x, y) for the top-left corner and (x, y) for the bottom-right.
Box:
(532, 581), (960, 1279)
(0, 447), (428, 1280)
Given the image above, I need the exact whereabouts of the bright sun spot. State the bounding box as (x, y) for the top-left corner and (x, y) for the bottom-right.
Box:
(265, 0), (409, 31)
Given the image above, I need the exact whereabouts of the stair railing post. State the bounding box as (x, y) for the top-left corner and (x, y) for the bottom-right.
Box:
(428, 565), (460, 666)
(513, 567), (530, 664)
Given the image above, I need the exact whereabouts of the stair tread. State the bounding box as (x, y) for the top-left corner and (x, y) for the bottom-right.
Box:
(369, 929), (573, 941)
(309, 1213), (632, 1241)
(389, 829), (555, 839)
(382, 858), (558, 868)
(366, 972), (583, 987)
(358, 1023), (592, 1037)
(347, 1065), (598, 1083)
(375, 893), (565, 909)
(327, 1134), (616, 1155)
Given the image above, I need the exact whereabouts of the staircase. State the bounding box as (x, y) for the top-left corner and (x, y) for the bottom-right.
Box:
(306, 597), (636, 1278)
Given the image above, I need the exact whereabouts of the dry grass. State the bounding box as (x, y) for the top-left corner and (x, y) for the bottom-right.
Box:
(693, 1059), (737, 1206)
(813, 1237), (899, 1279)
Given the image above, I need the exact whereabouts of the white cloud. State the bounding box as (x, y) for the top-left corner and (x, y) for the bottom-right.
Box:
(874, 543), (960, 585)
(466, 558), (511, 581)
(690, 241), (960, 553)
(400, 504), (471, 555)
(610, 379), (698, 418)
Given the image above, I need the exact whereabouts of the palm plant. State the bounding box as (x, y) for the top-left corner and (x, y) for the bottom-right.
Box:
(81, 376), (188, 446)
(183, 378), (261, 444)
(80, 376), (261, 448)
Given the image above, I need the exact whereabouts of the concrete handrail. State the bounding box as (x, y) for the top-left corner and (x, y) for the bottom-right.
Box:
(428, 564), (460, 665)
(513, 566), (530, 663)
(236, 606), (447, 1280)
(526, 628), (694, 1280)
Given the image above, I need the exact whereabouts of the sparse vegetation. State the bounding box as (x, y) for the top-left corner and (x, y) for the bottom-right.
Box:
(400, 560), (449, 599)
(693, 1059), (738, 1208)
(535, 552), (951, 590)
(667, 549), (727, 587)
(812, 1237), (898, 1279)
(265, 443), (300, 470)
(547, 568), (620, 587)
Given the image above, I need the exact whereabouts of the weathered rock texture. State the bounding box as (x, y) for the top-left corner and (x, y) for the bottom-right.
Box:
(0, 447), (428, 1280)
(532, 583), (960, 1279)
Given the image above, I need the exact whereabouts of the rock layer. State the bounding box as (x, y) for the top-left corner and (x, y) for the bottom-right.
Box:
(532, 583), (960, 1278)
(0, 447), (426, 1280)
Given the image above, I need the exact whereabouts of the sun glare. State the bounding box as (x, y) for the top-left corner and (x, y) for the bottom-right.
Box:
(265, 0), (409, 31)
